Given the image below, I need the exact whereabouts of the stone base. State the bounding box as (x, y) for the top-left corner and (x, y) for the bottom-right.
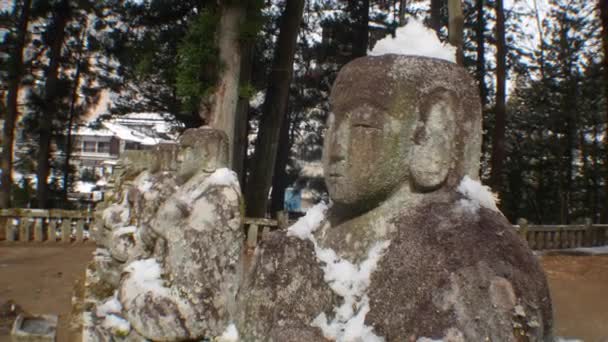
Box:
(11, 314), (58, 342)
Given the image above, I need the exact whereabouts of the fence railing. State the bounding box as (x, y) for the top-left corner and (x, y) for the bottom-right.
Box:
(516, 218), (608, 250)
(244, 212), (290, 251)
(0, 209), (93, 243)
(2, 209), (608, 251)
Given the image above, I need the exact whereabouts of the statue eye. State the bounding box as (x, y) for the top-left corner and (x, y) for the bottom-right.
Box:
(352, 123), (379, 130)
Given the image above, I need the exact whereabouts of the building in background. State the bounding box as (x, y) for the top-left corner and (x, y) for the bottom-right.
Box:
(72, 113), (178, 178)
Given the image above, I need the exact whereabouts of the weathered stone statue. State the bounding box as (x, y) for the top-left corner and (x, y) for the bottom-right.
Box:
(82, 55), (552, 342)
(236, 55), (553, 341)
(83, 128), (244, 341)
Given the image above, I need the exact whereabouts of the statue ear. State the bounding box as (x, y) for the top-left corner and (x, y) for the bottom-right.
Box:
(410, 88), (457, 191)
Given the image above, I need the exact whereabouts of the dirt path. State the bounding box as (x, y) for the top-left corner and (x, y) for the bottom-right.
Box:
(0, 245), (606, 341)
(0, 243), (95, 342)
(540, 254), (608, 342)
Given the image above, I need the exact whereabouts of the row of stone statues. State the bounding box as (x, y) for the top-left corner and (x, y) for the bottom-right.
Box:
(82, 55), (553, 341)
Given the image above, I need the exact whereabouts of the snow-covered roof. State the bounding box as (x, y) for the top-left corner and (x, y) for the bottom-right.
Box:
(103, 122), (160, 145)
(74, 112), (178, 145)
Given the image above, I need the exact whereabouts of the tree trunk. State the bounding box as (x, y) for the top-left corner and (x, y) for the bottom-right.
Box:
(533, 0), (546, 80)
(448, 0), (464, 65)
(62, 42), (84, 202)
(233, 45), (253, 187)
(270, 110), (292, 214)
(36, 0), (69, 209)
(245, 0), (305, 218)
(352, 0), (370, 58)
(600, 0), (608, 222)
(207, 3), (246, 170)
(430, 0), (442, 35)
(490, 0), (507, 191)
(475, 0), (487, 107)
(399, 0), (408, 26)
(1, 0), (32, 209)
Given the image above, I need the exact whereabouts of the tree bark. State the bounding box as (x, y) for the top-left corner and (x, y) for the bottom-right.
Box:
(351, 0), (370, 58)
(430, 0), (442, 35)
(36, 0), (69, 208)
(399, 0), (408, 26)
(1, 0), (32, 209)
(62, 25), (86, 203)
(490, 0), (507, 191)
(270, 110), (292, 214)
(475, 0), (487, 107)
(207, 3), (246, 170)
(233, 43), (253, 187)
(533, 0), (546, 80)
(245, 0), (305, 217)
(448, 0), (464, 65)
(600, 0), (608, 222)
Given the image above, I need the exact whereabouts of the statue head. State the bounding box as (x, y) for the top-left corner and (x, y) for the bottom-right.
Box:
(177, 127), (229, 183)
(323, 55), (482, 210)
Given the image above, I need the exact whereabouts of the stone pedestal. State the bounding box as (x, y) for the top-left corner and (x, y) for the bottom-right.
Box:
(11, 314), (58, 342)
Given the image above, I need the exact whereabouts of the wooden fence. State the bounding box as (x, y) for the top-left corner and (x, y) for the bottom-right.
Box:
(516, 218), (608, 250)
(243, 212), (289, 250)
(2, 209), (608, 251)
(0, 209), (93, 243)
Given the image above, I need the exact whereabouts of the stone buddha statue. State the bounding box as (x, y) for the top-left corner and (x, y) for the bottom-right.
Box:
(238, 55), (553, 341)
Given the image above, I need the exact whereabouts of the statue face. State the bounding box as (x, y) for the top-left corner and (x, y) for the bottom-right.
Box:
(323, 89), (417, 208)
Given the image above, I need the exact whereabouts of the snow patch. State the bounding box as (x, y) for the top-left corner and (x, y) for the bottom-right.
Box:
(369, 18), (456, 63)
(102, 314), (131, 336)
(96, 292), (122, 318)
(457, 176), (499, 214)
(135, 171), (154, 192)
(416, 338), (443, 342)
(75, 181), (96, 193)
(288, 203), (389, 341)
(207, 168), (240, 188)
(112, 226), (137, 237)
(122, 259), (170, 301)
(287, 203), (328, 240)
(217, 323), (239, 342)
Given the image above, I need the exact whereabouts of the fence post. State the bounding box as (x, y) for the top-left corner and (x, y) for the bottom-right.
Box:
(517, 218), (528, 245)
(19, 219), (30, 242)
(584, 218), (593, 247)
(0, 216), (6, 240)
(61, 219), (71, 243)
(277, 211), (288, 229)
(262, 226), (271, 240)
(34, 218), (44, 242)
(75, 219), (85, 243)
(47, 220), (57, 243)
(247, 224), (258, 249)
(6, 218), (16, 242)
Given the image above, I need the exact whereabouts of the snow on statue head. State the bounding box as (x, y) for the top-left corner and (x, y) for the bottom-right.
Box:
(323, 55), (481, 211)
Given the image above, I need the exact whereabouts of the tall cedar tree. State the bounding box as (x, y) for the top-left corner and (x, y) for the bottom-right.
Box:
(448, 0), (464, 65)
(246, 0), (306, 217)
(601, 0), (608, 221)
(490, 0), (507, 190)
(206, 3), (246, 170)
(475, 0), (487, 108)
(430, 0), (442, 34)
(1, 0), (31, 208)
(36, 0), (70, 208)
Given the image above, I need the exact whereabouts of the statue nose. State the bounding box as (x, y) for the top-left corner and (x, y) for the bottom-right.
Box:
(329, 122), (348, 162)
